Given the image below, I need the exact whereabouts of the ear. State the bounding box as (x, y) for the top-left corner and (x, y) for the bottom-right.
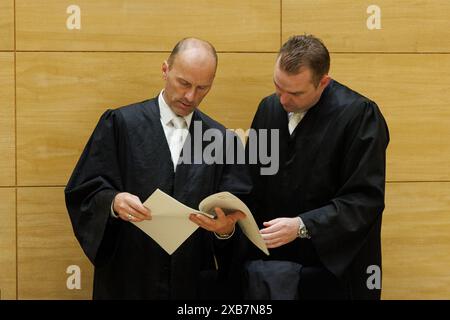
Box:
(319, 75), (331, 89)
(162, 61), (169, 80)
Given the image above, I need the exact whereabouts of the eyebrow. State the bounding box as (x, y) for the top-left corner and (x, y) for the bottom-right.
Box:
(273, 79), (304, 95)
(177, 77), (211, 88)
(177, 77), (190, 84)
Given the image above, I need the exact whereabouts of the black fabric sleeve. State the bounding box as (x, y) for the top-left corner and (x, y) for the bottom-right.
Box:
(301, 100), (390, 278)
(64, 110), (124, 265)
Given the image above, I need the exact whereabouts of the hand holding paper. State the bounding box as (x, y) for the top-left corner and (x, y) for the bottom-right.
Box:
(189, 207), (246, 236)
(130, 189), (269, 255)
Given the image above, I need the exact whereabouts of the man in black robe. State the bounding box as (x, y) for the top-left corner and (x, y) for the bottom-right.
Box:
(65, 38), (251, 299)
(243, 35), (389, 299)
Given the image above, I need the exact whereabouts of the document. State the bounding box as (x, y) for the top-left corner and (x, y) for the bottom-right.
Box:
(131, 188), (269, 255)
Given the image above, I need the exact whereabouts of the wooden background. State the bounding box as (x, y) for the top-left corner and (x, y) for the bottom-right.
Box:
(1, 0), (449, 299)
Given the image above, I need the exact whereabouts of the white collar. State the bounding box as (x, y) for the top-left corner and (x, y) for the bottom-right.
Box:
(158, 90), (193, 128)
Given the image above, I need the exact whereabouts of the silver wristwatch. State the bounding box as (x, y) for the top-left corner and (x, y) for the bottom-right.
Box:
(297, 217), (311, 239)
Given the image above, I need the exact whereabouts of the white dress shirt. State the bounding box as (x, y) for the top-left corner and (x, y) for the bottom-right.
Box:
(158, 91), (193, 171)
(288, 110), (307, 135)
(110, 91), (193, 218)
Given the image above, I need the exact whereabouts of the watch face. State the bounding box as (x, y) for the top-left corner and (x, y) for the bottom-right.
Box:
(298, 225), (308, 238)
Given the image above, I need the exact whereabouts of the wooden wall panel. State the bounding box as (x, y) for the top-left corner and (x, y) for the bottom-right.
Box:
(16, 52), (274, 186)
(0, 0), (14, 50)
(17, 187), (93, 299)
(16, 52), (166, 186)
(0, 188), (16, 300)
(16, 0), (280, 52)
(382, 182), (450, 299)
(283, 0), (450, 53)
(330, 54), (450, 182)
(0, 53), (15, 186)
(202, 53), (276, 130)
(8, 0), (450, 300)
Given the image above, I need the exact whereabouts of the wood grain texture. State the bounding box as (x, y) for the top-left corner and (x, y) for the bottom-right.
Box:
(283, 0), (450, 53)
(16, 0), (279, 52)
(0, 188), (16, 300)
(17, 187), (93, 299)
(0, 53), (15, 186)
(382, 182), (450, 299)
(0, 0), (14, 50)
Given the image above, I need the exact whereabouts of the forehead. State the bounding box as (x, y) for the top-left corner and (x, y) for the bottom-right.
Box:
(274, 64), (314, 92)
(171, 49), (216, 84)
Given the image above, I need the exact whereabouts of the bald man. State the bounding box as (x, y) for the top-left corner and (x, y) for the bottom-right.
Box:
(65, 38), (251, 299)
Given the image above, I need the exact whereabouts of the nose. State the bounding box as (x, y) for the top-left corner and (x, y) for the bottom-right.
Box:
(279, 93), (289, 106)
(184, 88), (195, 103)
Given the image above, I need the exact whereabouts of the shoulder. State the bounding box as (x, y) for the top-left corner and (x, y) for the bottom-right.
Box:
(92, 98), (157, 136)
(258, 93), (280, 110)
(249, 93), (283, 129)
(114, 98), (157, 119)
(329, 81), (388, 141)
(329, 80), (382, 120)
(97, 97), (158, 127)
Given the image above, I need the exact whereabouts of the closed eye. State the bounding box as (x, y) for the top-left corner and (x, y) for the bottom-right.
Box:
(178, 78), (191, 87)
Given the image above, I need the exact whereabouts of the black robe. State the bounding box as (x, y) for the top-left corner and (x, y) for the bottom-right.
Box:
(64, 97), (251, 299)
(245, 80), (389, 299)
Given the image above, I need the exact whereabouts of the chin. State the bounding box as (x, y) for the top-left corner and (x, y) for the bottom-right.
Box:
(282, 105), (296, 112)
(176, 107), (193, 117)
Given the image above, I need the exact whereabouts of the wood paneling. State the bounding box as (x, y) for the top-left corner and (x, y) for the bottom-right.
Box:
(201, 53), (276, 130)
(16, 0), (279, 52)
(8, 0), (450, 300)
(16, 52), (165, 186)
(16, 52), (274, 186)
(0, 53), (15, 186)
(17, 187), (93, 299)
(382, 182), (450, 299)
(331, 54), (450, 182)
(0, 0), (14, 50)
(0, 188), (16, 300)
(283, 0), (450, 53)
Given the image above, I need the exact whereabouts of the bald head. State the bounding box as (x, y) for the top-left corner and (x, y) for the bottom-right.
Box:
(167, 38), (218, 71)
(162, 38), (218, 117)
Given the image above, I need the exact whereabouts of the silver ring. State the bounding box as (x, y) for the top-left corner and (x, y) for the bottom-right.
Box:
(127, 213), (133, 221)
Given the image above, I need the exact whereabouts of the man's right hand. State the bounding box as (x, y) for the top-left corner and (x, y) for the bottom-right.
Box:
(113, 192), (152, 222)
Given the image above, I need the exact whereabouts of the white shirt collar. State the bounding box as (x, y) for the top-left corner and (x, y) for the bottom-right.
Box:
(158, 90), (193, 128)
(288, 109), (307, 117)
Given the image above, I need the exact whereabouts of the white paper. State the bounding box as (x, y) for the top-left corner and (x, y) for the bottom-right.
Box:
(131, 188), (269, 256)
(131, 189), (203, 255)
(199, 192), (269, 256)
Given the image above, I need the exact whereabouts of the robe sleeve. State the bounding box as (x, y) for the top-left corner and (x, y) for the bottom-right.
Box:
(64, 109), (124, 265)
(301, 100), (390, 278)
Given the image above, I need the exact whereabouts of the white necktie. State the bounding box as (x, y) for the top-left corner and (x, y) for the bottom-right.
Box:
(168, 116), (187, 171)
(288, 112), (305, 135)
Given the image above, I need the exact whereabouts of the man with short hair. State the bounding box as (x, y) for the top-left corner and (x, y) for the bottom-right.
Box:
(65, 38), (250, 299)
(244, 34), (389, 299)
